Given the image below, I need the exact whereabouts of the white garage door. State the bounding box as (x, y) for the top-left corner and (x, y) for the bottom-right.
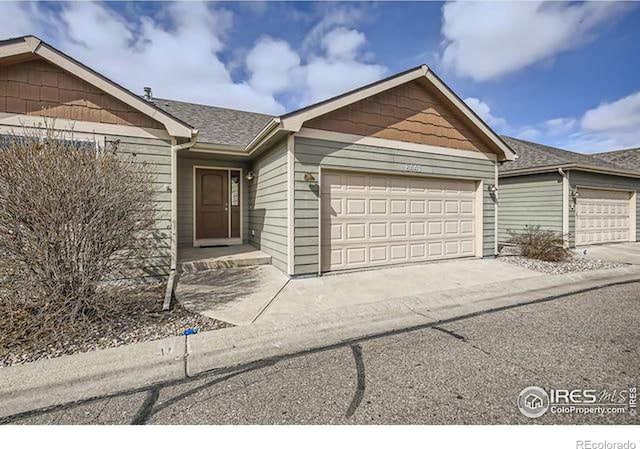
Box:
(321, 171), (478, 272)
(576, 188), (631, 245)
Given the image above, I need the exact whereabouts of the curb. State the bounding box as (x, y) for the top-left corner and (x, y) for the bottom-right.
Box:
(2, 267), (640, 419)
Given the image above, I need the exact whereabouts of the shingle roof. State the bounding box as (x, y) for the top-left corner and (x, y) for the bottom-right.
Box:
(592, 148), (640, 170)
(151, 98), (274, 147)
(499, 136), (634, 174)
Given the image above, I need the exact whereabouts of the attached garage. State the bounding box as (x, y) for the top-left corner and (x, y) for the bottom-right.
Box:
(320, 170), (479, 272)
(498, 137), (640, 250)
(575, 188), (632, 245)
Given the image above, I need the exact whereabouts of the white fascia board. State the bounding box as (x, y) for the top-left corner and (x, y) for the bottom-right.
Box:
(31, 43), (194, 138)
(0, 112), (171, 140)
(424, 70), (516, 162)
(296, 128), (497, 161)
(279, 66), (428, 132)
(501, 165), (640, 180)
(0, 36), (39, 58)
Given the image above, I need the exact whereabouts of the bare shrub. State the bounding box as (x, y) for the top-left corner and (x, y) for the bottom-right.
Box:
(0, 125), (158, 355)
(508, 225), (569, 262)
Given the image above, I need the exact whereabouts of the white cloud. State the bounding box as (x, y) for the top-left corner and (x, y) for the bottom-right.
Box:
(514, 91), (640, 153)
(441, 1), (627, 81)
(463, 97), (506, 129)
(0, 2), (387, 114)
(515, 127), (542, 141)
(246, 37), (300, 97)
(582, 92), (640, 133)
(543, 117), (577, 136)
(322, 27), (366, 61)
(302, 57), (386, 104)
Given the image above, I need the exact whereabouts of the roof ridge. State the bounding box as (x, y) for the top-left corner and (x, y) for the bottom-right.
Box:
(593, 147), (640, 155)
(153, 97), (275, 118)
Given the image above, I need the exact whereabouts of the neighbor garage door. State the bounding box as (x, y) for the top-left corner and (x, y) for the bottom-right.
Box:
(321, 170), (477, 272)
(576, 188), (631, 245)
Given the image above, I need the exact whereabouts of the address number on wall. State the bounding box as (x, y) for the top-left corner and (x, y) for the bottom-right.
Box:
(404, 164), (423, 172)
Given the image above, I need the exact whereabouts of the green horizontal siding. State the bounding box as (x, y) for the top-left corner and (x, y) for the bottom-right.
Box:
(497, 172), (563, 244)
(568, 170), (640, 247)
(293, 137), (497, 276)
(115, 136), (173, 279)
(247, 138), (289, 273)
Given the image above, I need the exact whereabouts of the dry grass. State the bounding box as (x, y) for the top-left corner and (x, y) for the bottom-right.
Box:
(508, 225), (570, 262)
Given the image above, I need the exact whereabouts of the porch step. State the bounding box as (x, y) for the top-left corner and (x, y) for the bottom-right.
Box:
(179, 245), (272, 273)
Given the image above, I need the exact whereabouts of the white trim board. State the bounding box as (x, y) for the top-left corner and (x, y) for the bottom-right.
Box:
(0, 113), (171, 140)
(192, 165), (244, 247)
(296, 128), (498, 161)
(476, 179), (484, 258)
(0, 36), (194, 138)
(494, 162), (498, 255)
(287, 135), (295, 275)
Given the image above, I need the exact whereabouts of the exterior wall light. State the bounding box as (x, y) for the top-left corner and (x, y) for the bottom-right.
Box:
(571, 188), (579, 198)
(487, 184), (498, 193)
(304, 172), (316, 182)
(245, 170), (255, 181)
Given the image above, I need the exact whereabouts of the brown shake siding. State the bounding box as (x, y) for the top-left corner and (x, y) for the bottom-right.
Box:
(0, 59), (163, 129)
(306, 80), (492, 154)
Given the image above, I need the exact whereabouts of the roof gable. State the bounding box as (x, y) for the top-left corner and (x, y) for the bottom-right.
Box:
(277, 65), (516, 161)
(0, 36), (194, 138)
(1, 59), (164, 129)
(305, 79), (494, 155)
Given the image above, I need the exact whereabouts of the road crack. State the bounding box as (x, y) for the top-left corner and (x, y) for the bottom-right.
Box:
(432, 325), (540, 376)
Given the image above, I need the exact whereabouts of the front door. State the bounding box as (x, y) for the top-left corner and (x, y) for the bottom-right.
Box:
(195, 168), (229, 240)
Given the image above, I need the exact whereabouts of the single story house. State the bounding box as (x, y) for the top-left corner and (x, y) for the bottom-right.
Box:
(0, 36), (517, 279)
(498, 137), (640, 247)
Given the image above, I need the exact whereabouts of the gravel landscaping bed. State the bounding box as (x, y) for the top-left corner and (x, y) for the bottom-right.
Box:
(498, 246), (625, 274)
(1, 285), (231, 368)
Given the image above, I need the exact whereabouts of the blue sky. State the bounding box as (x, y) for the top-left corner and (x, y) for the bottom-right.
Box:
(1, 1), (640, 153)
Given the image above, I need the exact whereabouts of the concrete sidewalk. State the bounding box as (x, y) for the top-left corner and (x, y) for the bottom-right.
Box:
(2, 264), (640, 419)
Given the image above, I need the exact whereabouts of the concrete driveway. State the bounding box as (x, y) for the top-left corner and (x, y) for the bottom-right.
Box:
(576, 242), (640, 265)
(177, 258), (543, 326)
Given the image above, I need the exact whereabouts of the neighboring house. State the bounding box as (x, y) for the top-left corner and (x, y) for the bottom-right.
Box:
(593, 148), (640, 170)
(0, 35), (517, 279)
(498, 137), (640, 247)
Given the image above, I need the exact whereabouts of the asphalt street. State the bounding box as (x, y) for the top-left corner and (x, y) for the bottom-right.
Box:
(4, 282), (640, 425)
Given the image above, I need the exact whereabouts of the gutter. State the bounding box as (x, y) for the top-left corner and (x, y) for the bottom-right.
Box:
(500, 164), (640, 180)
(164, 130), (198, 311)
(244, 118), (282, 154)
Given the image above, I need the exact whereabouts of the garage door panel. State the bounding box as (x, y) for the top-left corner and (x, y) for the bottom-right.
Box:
(321, 170), (477, 271)
(576, 188), (631, 246)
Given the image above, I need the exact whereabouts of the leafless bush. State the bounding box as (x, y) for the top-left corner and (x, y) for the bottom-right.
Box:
(508, 225), (569, 262)
(0, 125), (159, 355)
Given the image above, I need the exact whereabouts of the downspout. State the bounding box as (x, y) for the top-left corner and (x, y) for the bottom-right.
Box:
(163, 131), (198, 311)
(558, 168), (570, 248)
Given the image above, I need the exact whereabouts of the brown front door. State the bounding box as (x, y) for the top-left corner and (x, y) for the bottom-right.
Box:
(195, 168), (228, 240)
